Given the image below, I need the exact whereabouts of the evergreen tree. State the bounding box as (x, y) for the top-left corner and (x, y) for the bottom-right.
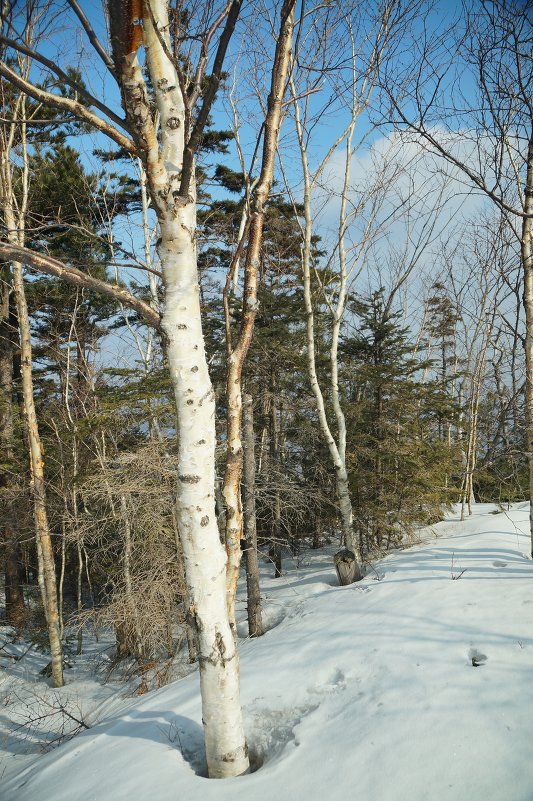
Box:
(342, 289), (460, 554)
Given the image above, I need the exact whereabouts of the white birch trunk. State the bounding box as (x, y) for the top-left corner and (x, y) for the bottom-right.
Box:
(112, 2), (248, 777)
(160, 209), (248, 777)
(292, 81), (362, 573)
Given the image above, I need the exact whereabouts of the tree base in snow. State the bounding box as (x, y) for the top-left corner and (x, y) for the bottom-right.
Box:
(334, 549), (360, 585)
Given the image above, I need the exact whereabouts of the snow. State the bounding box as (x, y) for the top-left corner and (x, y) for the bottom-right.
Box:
(1, 503), (533, 801)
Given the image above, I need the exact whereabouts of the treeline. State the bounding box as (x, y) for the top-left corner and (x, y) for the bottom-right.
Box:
(1, 123), (526, 656)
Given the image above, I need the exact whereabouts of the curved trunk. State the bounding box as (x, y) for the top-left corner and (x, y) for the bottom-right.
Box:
(1, 118), (63, 681)
(291, 72), (363, 579)
(12, 259), (63, 687)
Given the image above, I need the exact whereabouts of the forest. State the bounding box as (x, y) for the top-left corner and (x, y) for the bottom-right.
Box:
(0, 0), (531, 788)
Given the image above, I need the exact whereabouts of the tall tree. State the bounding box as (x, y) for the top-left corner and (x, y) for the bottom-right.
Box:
(282, 0), (426, 580)
(0, 13), (66, 684)
(221, 0), (296, 631)
(0, 0), (295, 777)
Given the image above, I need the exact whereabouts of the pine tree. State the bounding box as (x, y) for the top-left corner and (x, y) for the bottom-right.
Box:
(342, 289), (460, 555)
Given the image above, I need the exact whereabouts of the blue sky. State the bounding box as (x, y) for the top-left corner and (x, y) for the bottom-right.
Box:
(4, 0), (524, 366)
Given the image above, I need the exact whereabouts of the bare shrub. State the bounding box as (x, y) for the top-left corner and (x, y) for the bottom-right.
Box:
(67, 442), (192, 668)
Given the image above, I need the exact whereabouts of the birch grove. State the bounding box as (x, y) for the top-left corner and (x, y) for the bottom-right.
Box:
(0, 0), (531, 785)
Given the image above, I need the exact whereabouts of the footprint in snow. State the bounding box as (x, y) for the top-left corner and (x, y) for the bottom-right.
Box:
(492, 560), (508, 567)
(246, 703), (315, 769)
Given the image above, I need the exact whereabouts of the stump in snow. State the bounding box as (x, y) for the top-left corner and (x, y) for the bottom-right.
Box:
(334, 548), (358, 586)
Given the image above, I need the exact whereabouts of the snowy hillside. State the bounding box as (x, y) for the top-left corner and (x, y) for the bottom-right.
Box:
(1, 504), (532, 801)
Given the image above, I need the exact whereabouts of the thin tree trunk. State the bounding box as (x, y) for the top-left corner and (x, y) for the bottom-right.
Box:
(290, 70), (363, 579)
(0, 268), (26, 627)
(120, 494), (143, 660)
(58, 517), (67, 639)
(522, 134), (533, 558)
(1, 96), (63, 684)
(76, 540), (84, 655)
(222, 0), (296, 631)
(12, 259), (64, 686)
(270, 373), (282, 579)
(242, 393), (263, 637)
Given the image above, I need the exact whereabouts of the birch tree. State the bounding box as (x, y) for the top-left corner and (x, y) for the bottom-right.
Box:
(0, 0), (249, 777)
(0, 0), (307, 776)
(283, 1), (416, 580)
(0, 14), (64, 686)
(222, 0), (296, 630)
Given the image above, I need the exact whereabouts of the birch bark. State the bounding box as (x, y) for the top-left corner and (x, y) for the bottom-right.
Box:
(292, 79), (363, 576)
(110, 1), (248, 777)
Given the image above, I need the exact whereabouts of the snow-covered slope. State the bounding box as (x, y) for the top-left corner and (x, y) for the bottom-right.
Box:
(2, 504), (532, 801)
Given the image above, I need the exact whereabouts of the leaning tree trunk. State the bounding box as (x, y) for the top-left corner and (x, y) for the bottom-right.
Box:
(290, 72), (363, 581)
(299, 185), (362, 569)
(1, 107), (63, 682)
(12, 258), (64, 687)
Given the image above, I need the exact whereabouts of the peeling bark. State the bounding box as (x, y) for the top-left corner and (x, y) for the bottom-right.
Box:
(109, 0), (249, 777)
(12, 257), (64, 687)
(0, 90), (62, 682)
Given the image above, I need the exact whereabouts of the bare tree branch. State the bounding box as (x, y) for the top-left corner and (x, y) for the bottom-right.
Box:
(66, 0), (117, 78)
(179, 0), (242, 198)
(0, 34), (129, 131)
(0, 61), (136, 154)
(0, 242), (161, 330)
